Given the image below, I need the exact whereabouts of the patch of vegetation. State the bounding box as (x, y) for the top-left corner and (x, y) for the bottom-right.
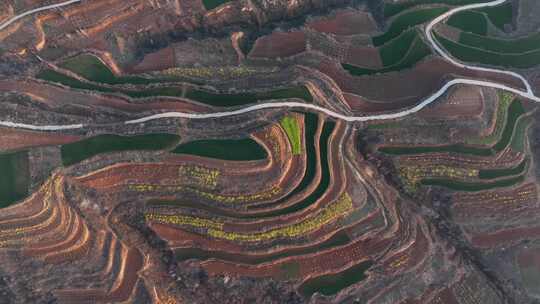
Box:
(459, 31), (540, 54)
(467, 92), (513, 145)
(492, 99), (526, 151)
(478, 2), (513, 31)
(422, 174), (524, 191)
(0, 151), (29, 208)
(202, 0), (234, 11)
(447, 10), (488, 35)
(478, 159), (527, 179)
(172, 138), (267, 161)
(435, 32), (540, 68)
(37, 69), (313, 106)
(129, 85), (313, 106)
(510, 116), (533, 152)
(344, 30), (432, 76)
(36, 69), (113, 92)
(174, 230), (350, 264)
(280, 115), (302, 155)
(60, 54), (158, 85)
(373, 7), (449, 46)
(61, 134), (180, 166)
(379, 29), (426, 66)
(299, 260), (373, 297)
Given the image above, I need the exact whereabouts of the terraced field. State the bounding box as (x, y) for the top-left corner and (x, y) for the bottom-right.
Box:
(2, 0), (540, 302)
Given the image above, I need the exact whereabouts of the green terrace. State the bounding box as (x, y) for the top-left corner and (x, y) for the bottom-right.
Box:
(172, 137), (268, 161)
(342, 0), (516, 76)
(458, 31), (540, 54)
(446, 1), (513, 34)
(344, 4), (456, 76)
(343, 29), (432, 76)
(61, 134), (181, 166)
(435, 32), (540, 69)
(202, 0), (234, 10)
(59, 54), (162, 85)
(374, 7), (449, 46)
(434, 2), (539, 68)
(422, 174), (525, 192)
(446, 10), (489, 35)
(0, 151), (29, 208)
(174, 230), (350, 264)
(280, 115), (302, 155)
(299, 260), (373, 297)
(37, 55), (312, 107)
(478, 159), (528, 180)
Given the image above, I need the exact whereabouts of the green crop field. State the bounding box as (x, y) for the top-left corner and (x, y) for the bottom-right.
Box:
(422, 174), (524, 191)
(479, 2), (513, 30)
(478, 159), (528, 180)
(0, 151), (29, 208)
(373, 7), (448, 46)
(447, 10), (488, 35)
(202, 0), (234, 10)
(172, 138), (267, 161)
(299, 260), (373, 297)
(60, 54), (156, 85)
(343, 29), (432, 76)
(459, 31), (540, 54)
(436, 33), (540, 68)
(280, 115), (302, 155)
(61, 134), (180, 166)
(37, 69), (313, 106)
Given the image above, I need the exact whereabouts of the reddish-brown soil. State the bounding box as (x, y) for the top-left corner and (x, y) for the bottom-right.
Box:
(249, 31), (306, 59)
(319, 57), (526, 112)
(129, 47), (175, 73)
(0, 127), (81, 151)
(419, 85), (484, 118)
(0, 79), (212, 113)
(307, 10), (379, 36)
(453, 183), (537, 219)
(471, 225), (540, 248)
(343, 46), (383, 69)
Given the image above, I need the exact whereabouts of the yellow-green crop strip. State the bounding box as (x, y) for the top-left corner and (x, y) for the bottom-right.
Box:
(280, 116), (302, 155)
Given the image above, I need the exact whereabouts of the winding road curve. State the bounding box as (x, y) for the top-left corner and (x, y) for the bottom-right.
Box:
(0, 0), (539, 131)
(0, 0), (82, 31)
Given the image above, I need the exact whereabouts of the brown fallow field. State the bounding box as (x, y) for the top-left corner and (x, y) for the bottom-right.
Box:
(395, 149), (525, 170)
(307, 10), (380, 36)
(249, 31), (307, 59)
(0, 127), (81, 151)
(319, 58), (525, 113)
(419, 85), (485, 119)
(452, 183), (538, 220)
(471, 224), (540, 249)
